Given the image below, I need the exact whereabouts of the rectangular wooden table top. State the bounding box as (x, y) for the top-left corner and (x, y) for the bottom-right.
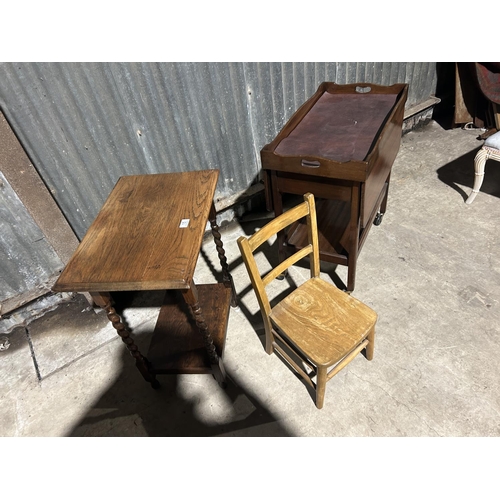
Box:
(53, 170), (219, 293)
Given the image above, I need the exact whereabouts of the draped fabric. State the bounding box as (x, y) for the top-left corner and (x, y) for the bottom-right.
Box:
(453, 62), (500, 131)
(475, 62), (500, 105)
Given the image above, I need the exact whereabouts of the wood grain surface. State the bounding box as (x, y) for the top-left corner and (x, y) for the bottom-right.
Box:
(275, 92), (398, 162)
(53, 170), (218, 292)
(270, 277), (377, 366)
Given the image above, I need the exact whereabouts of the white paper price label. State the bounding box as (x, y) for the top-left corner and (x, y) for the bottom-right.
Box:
(179, 218), (190, 228)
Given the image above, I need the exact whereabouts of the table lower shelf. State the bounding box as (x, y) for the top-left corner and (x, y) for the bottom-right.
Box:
(147, 283), (232, 375)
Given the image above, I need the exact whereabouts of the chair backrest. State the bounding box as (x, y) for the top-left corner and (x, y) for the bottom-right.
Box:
(237, 193), (320, 338)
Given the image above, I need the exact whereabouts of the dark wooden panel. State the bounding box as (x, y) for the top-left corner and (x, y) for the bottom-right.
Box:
(277, 173), (351, 202)
(361, 89), (407, 225)
(287, 199), (350, 263)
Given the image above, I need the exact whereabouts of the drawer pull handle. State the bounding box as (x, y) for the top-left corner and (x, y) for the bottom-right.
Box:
(301, 159), (320, 168)
(356, 85), (371, 93)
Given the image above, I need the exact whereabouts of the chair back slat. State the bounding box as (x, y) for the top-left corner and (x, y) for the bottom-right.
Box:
(262, 245), (312, 286)
(246, 201), (310, 252)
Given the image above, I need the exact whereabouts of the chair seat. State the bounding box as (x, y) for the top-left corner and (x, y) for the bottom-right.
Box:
(484, 130), (500, 150)
(270, 277), (377, 367)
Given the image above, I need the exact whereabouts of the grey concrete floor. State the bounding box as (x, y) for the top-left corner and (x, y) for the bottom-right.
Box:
(2, 119), (500, 438)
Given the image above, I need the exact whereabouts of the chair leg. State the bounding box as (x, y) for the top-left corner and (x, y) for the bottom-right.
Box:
(365, 327), (375, 361)
(265, 339), (273, 355)
(466, 148), (488, 204)
(265, 328), (274, 355)
(316, 366), (328, 409)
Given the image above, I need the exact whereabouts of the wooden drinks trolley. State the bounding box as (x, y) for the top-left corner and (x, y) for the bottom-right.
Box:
(53, 169), (236, 389)
(261, 82), (408, 291)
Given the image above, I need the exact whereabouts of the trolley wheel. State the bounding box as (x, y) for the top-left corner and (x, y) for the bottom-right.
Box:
(276, 269), (288, 281)
(373, 212), (384, 226)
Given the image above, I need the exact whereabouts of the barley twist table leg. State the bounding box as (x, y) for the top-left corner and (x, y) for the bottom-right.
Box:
(91, 292), (159, 388)
(209, 203), (237, 307)
(182, 284), (227, 386)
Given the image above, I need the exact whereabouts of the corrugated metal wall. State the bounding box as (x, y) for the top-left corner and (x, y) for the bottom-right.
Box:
(0, 62), (438, 317)
(0, 62), (437, 238)
(0, 170), (63, 308)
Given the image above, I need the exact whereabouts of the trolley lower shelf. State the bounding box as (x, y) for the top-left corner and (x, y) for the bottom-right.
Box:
(287, 198), (350, 265)
(285, 185), (388, 269)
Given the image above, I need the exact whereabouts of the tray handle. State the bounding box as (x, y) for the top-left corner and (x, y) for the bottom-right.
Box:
(301, 159), (321, 168)
(356, 85), (372, 93)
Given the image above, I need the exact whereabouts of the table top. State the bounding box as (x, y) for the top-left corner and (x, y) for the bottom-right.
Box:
(53, 170), (219, 293)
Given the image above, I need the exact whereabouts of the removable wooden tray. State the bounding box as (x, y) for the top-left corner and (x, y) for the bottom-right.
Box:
(261, 82), (408, 183)
(275, 92), (398, 162)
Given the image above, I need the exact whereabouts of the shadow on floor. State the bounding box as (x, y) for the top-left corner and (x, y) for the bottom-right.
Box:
(67, 342), (293, 437)
(436, 148), (500, 202)
(66, 290), (293, 437)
